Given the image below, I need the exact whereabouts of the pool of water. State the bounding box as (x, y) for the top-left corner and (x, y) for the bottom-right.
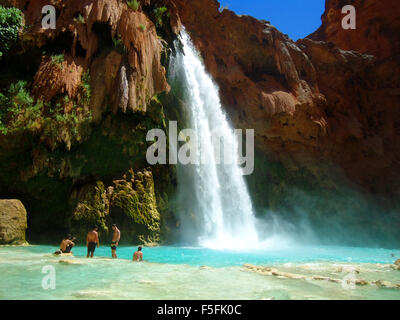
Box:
(0, 245), (399, 300)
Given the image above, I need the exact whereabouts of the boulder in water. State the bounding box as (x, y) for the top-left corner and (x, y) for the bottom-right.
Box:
(373, 280), (398, 289)
(395, 259), (400, 266)
(0, 200), (27, 245)
(53, 252), (73, 257)
(200, 266), (212, 270)
(59, 259), (83, 265)
(312, 275), (330, 281)
(355, 279), (369, 286)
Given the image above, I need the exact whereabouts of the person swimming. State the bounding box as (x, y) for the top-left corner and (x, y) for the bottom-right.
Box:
(86, 225), (99, 258)
(54, 234), (75, 255)
(133, 246), (143, 262)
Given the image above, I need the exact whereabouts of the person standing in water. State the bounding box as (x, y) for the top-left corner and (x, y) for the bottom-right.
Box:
(111, 224), (120, 259)
(86, 225), (99, 258)
(133, 246), (143, 262)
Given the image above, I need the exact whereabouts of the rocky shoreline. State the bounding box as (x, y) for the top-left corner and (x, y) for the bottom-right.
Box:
(244, 260), (400, 290)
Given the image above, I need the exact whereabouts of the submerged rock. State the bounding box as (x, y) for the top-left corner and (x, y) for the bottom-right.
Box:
(244, 263), (399, 289)
(373, 280), (398, 289)
(200, 266), (212, 270)
(0, 200), (28, 245)
(53, 252), (74, 257)
(59, 259), (83, 265)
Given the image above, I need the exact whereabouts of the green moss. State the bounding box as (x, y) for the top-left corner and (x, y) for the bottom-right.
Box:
(70, 181), (110, 239)
(51, 54), (65, 66)
(127, 0), (140, 11)
(112, 35), (127, 54)
(69, 169), (161, 245)
(111, 169), (160, 244)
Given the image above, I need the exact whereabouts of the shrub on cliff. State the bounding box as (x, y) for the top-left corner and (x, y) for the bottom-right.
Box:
(51, 54), (65, 66)
(0, 77), (92, 149)
(154, 6), (168, 27)
(0, 80), (42, 135)
(127, 0), (140, 11)
(0, 6), (22, 59)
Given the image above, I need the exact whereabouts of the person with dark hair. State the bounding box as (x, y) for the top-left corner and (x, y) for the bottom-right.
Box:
(110, 224), (120, 259)
(54, 234), (75, 255)
(62, 234), (76, 253)
(133, 246), (143, 262)
(86, 225), (99, 258)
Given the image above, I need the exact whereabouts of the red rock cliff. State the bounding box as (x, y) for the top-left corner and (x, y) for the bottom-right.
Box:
(309, 0), (400, 61)
(5, 0), (172, 121)
(172, 0), (400, 199)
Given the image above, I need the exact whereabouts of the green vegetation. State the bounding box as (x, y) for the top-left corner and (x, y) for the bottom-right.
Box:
(113, 170), (157, 226)
(110, 169), (160, 244)
(139, 23), (146, 31)
(80, 70), (91, 105)
(70, 169), (161, 244)
(51, 53), (65, 65)
(112, 35), (127, 54)
(71, 181), (110, 237)
(0, 5), (22, 59)
(0, 76), (92, 149)
(23, 24), (33, 34)
(153, 6), (168, 27)
(0, 80), (37, 135)
(127, 0), (140, 11)
(73, 14), (85, 24)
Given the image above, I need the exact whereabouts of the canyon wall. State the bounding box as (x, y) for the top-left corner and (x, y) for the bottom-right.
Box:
(0, 0), (399, 246)
(309, 0), (400, 61)
(0, 0), (181, 243)
(172, 0), (400, 245)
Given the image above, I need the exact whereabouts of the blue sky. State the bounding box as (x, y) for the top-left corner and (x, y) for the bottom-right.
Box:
(218, 0), (326, 40)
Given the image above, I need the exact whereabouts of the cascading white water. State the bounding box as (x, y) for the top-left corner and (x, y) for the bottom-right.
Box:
(169, 30), (259, 250)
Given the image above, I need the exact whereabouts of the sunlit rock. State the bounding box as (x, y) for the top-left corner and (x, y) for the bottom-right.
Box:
(0, 200), (27, 245)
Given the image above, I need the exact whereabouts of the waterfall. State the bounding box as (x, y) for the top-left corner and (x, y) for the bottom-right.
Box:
(169, 30), (259, 250)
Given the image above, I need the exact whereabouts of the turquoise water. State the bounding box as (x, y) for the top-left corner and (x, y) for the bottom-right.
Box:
(20, 244), (400, 266)
(0, 245), (399, 300)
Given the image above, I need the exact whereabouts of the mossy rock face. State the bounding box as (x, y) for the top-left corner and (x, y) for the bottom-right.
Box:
(111, 169), (161, 244)
(0, 83), (175, 243)
(69, 169), (160, 245)
(69, 181), (110, 240)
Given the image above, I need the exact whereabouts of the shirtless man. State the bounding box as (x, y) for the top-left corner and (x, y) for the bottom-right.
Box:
(54, 234), (75, 255)
(86, 225), (100, 258)
(60, 235), (75, 253)
(111, 224), (120, 259)
(133, 246), (143, 262)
